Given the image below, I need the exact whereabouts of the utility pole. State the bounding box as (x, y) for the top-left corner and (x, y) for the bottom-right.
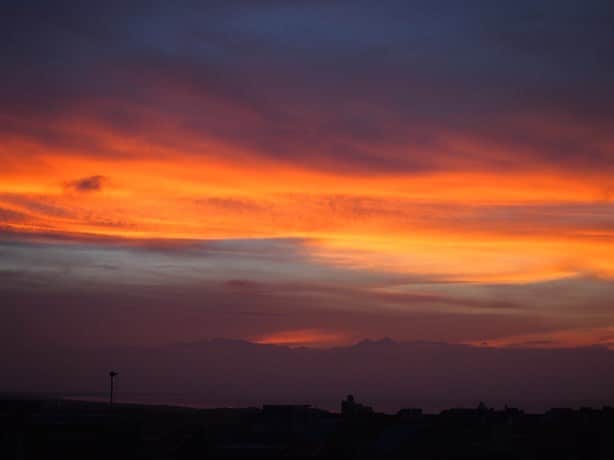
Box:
(109, 371), (118, 408)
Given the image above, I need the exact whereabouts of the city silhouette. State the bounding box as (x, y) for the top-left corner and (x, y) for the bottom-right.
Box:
(3, 391), (614, 458)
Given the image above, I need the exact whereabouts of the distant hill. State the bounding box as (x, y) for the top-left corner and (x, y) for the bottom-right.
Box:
(5, 339), (614, 413)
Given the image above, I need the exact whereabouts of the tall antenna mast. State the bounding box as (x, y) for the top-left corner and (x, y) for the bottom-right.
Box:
(109, 371), (118, 408)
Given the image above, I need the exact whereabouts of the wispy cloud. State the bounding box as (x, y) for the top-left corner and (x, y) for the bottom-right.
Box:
(467, 327), (614, 350)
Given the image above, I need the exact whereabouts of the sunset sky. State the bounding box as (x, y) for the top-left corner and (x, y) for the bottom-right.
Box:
(2, 0), (614, 351)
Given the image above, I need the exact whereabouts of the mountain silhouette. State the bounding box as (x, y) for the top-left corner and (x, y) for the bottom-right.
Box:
(4, 339), (614, 413)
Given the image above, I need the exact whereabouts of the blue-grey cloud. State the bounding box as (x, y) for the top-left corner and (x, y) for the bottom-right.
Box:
(2, 235), (614, 351)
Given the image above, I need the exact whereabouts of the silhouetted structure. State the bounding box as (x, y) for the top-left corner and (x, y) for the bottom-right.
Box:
(341, 394), (374, 417)
(108, 371), (118, 408)
(397, 408), (423, 418)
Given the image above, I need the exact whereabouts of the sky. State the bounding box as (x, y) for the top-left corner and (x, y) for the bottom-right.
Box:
(2, 0), (614, 352)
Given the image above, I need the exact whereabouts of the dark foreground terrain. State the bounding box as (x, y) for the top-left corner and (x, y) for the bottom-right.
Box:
(2, 396), (614, 459)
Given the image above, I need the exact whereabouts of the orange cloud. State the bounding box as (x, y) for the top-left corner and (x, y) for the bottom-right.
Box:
(2, 120), (614, 285)
(253, 329), (352, 347)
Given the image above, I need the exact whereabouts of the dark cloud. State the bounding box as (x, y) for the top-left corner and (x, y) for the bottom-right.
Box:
(66, 175), (105, 192)
(1, 0), (613, 173)
(0, 207), (29, 224)
(0, 275), (552, 350)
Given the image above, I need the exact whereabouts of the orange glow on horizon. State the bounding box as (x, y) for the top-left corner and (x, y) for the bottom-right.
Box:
(253, 329), (352, 347)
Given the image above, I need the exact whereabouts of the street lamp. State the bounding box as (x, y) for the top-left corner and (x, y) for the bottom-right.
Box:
(109, 371), (118, 408)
